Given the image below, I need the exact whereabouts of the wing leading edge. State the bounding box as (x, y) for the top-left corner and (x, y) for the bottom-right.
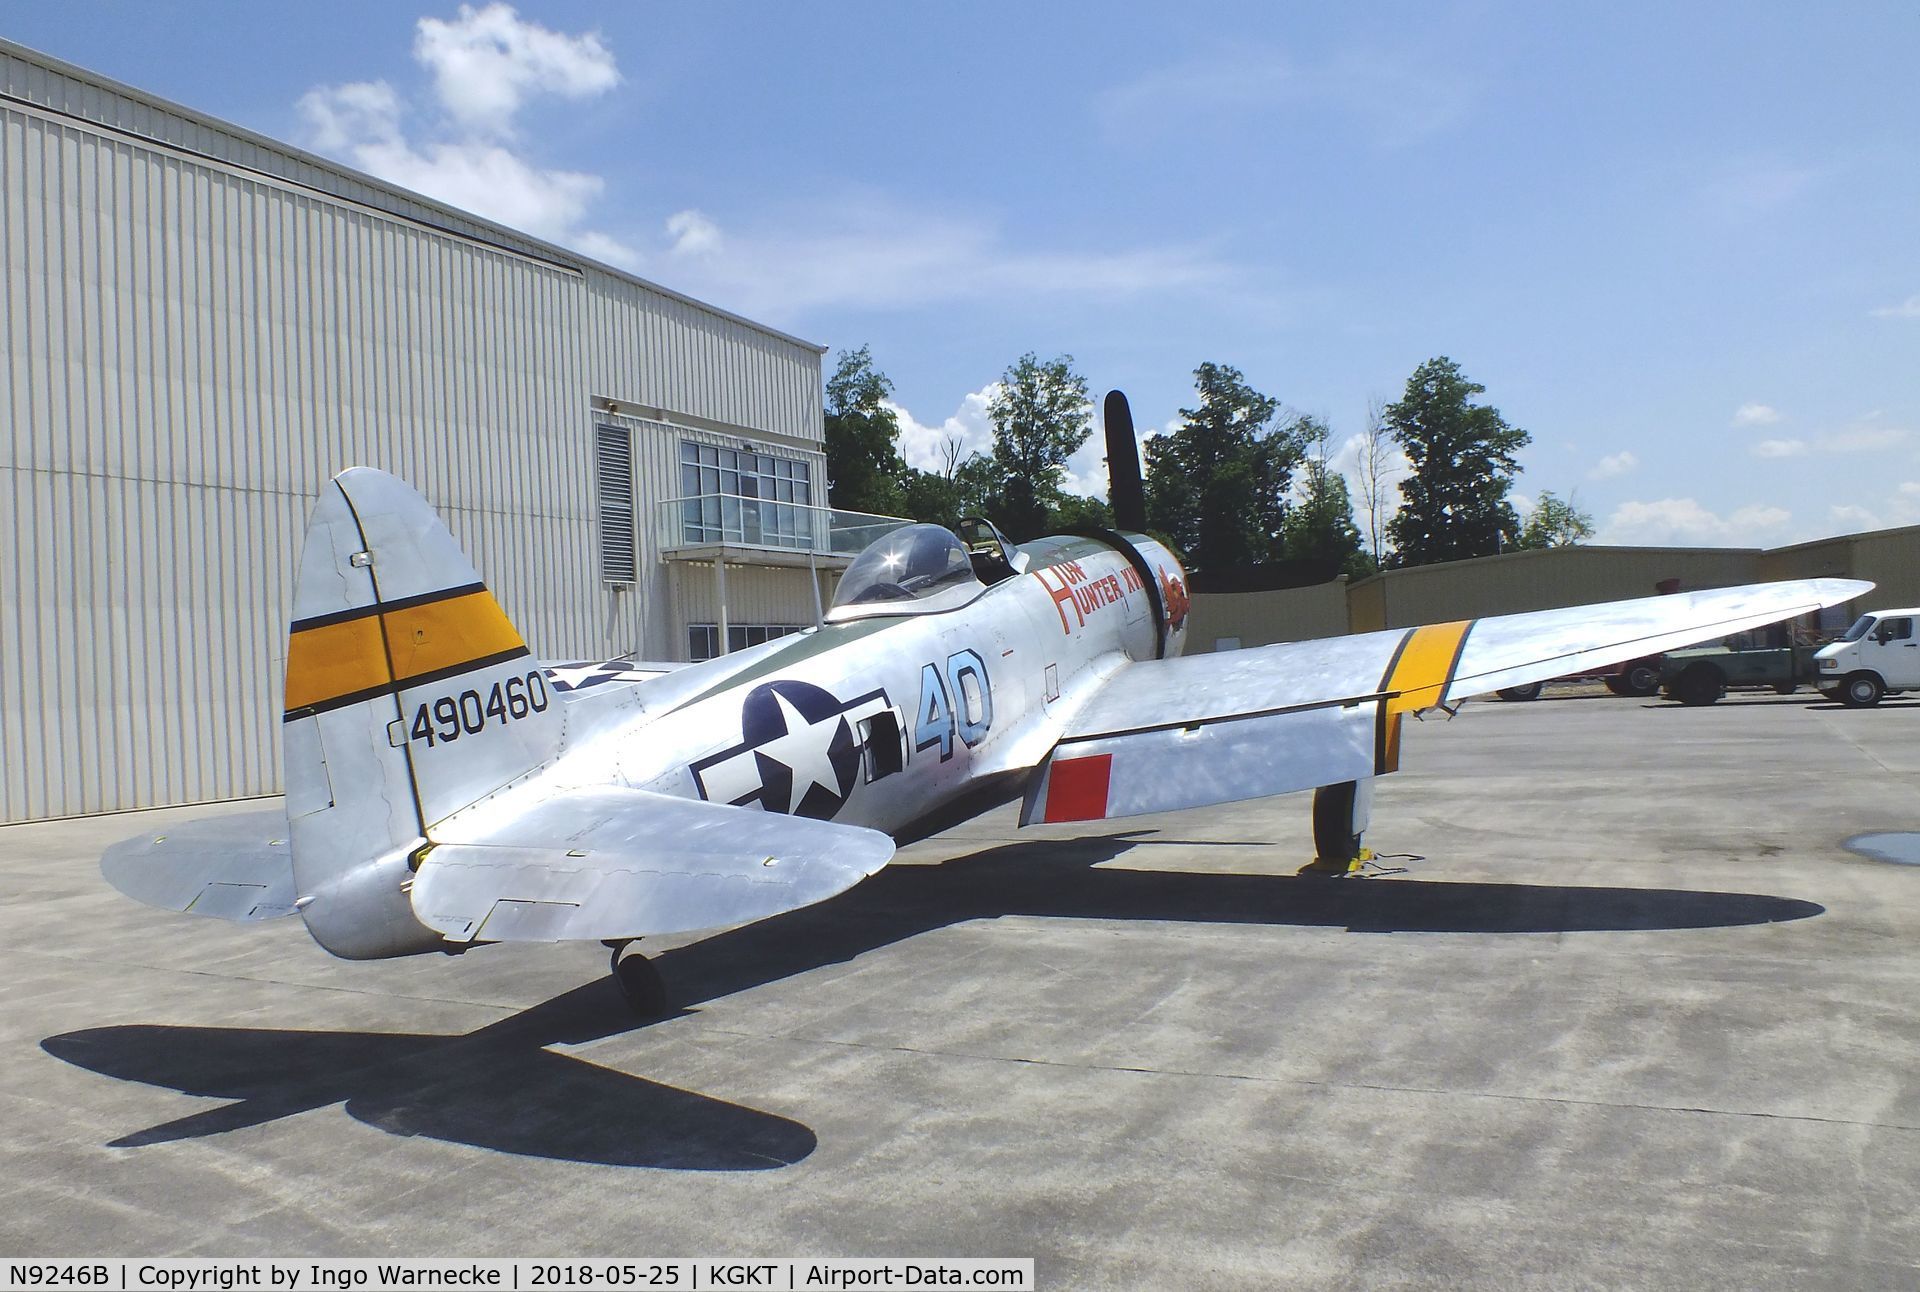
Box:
(1023, 577), (1870, 825)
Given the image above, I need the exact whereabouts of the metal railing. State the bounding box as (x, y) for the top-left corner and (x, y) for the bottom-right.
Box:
(658, 492), (910, 558)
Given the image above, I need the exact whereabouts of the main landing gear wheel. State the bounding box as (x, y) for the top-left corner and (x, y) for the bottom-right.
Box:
(1304, 780), (1373, 876)
(611, 942), (671, 1018)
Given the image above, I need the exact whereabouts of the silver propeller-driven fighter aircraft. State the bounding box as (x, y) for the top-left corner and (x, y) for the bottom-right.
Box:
(105, 393), (1870, 1013)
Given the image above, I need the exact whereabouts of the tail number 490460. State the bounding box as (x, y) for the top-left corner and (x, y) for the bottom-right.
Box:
(409, 671), (548, 747)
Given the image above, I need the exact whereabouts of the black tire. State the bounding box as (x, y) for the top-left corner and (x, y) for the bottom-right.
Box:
(1772, 682), (1798, 695)
(1673, 665), (1725, 706)
(612, 945), (671, 1018)
(1621, 662), (1662, 697)
(1604, 677), (1630, 696)
(1841, 672), (1884, 708)
(1496, 682), (1544, 702)
(1312, 781), (1363, 863)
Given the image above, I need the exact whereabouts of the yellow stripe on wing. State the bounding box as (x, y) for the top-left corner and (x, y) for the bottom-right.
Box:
(1377, 619), (1474, 773)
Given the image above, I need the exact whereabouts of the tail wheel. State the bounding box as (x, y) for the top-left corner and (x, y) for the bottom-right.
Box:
(1841, 672), (1885, 708)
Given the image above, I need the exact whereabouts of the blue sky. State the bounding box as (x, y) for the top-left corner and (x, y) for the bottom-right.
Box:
(12, 3), (1919, 546)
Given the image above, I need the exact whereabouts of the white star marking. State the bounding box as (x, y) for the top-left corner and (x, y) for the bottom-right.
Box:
(753, 691), (846, 814)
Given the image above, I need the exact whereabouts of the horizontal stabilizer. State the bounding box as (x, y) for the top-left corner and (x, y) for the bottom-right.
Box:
(411, 788), (894, 943)
(102, 811), (298, 921)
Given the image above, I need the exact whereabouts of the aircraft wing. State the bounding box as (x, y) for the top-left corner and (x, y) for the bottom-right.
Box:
(1023, 577), (1870, 825)
(411, 787), (894, 943)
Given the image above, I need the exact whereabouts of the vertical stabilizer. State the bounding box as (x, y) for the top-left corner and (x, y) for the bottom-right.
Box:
(283, 468), (562, 957)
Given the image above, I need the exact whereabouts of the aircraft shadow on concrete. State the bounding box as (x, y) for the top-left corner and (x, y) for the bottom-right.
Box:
(43, 832), (1823, 1168)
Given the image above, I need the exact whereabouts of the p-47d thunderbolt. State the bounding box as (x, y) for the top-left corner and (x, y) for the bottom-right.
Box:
(105, 395), (1868, 1012)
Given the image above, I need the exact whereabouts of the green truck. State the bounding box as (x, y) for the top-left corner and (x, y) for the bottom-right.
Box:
(1659, 625), (1823, 705)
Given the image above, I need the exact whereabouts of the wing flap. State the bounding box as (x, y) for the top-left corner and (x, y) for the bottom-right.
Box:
(101, 811), (298, 921)
(412, 787), (894, 942)
(1022, 699), (1380, 824)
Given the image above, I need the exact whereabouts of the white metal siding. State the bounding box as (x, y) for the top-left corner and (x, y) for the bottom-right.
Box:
(0, 49), (827, 822)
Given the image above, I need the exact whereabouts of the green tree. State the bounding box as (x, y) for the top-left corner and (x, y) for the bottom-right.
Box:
(1144, 362), (1309, 570)
(900, 451), (997, 527)
(1047, 492), (1114, 531)
(1513, 490), (1595, 549)
(1384, 357), (1531, 566)
(1283, 419), (1372, 577)
(986, 352), (1092, 541)
(823, 346), (906, 516)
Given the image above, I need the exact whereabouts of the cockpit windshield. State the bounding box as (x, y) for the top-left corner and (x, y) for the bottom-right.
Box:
(828, 523), (985, 621)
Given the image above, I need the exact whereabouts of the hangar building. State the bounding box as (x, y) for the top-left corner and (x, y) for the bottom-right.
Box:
(1, 40), (897, 824)
(1188, 527), (1920, 653)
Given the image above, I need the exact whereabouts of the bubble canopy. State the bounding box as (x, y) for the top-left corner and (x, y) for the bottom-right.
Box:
(827, 523), (985, 621)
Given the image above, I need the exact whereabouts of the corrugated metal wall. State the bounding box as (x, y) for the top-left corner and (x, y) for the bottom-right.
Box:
(1186, 583), (1351, 651)
(1, 47), (826, 822)
(1762, 529), (1918, 614)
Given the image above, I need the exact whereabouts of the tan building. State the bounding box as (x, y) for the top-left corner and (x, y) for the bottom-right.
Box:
(1189, 529), (1917, 654)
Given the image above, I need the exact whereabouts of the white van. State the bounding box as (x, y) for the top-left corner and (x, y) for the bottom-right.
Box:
(1814, 609), (1920, 706)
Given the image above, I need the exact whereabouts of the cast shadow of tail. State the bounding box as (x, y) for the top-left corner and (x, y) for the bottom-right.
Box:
(42, 978), (813, 1170)
(44, 830), (1821, 1167)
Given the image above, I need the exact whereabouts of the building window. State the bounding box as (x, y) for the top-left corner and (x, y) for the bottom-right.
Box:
(678, 441), (814, 549)
(687, 622), (807, 662)
(596, 425), (637, 583)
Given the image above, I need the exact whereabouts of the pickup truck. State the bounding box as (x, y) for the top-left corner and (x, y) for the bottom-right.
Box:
(1813, 608), (1920, 707)
(1493, 656), (1662, 701)
(1660, 627), (1822, 705)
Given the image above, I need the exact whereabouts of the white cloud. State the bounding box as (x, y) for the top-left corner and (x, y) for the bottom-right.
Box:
(665, 209), (723, 258)
(655, 201), (1232, 321)
(1324, 430), (1410, 530)
(298, 80), (404, 152)
(413, 3), (618, 138)
(1745, 424), (1911, 459)
(1871, 295), (1920, 320)
(1095, 45), (1473, 148)
(296, 6), (634, 265)
(886, 387), (998, 476)
(1733, 403), (1782, 426)
(1819, 426), (1910, 453)
(1699, 159), (1820, 220)
(1601, 498), (1792, 546)
(887, 384), (1160, 502)
(1588, 450), (1638, 480)
(1899, 482), (1920, 497)
(1829, 504), (1882, 533)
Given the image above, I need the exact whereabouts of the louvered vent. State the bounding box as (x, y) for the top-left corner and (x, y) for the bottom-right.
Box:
(595, 424), (637, 583)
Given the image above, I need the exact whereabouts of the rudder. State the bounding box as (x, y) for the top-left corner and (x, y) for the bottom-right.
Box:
(283, 467), (562, 957)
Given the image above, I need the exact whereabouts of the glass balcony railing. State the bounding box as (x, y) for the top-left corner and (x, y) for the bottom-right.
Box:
(658, 493), (910, 559)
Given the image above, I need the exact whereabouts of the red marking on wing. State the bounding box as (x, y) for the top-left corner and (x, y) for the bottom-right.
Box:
(1044, 753), (1114, 823)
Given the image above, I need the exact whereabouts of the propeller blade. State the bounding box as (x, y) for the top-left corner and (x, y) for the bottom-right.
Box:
(1104, 389), (1147, 533)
